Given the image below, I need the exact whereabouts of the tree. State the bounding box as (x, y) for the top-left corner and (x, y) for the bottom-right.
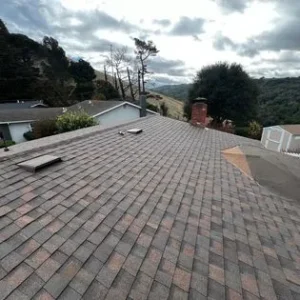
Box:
(186, 62), (259, 125)
(69, 59), (96, 83)
(94, 80), (119, 99)
(0, 22), (40, 100)
(160, 102), (169, 116)
(69, 59), (96, 100)
(42, 36), (69, 84)
(106, 47), (130, 99)
(133, 38), (159, 94)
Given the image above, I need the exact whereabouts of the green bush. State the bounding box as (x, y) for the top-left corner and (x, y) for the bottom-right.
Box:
(160, 102), (169, 116)
(32, 119), (57, 139)
(248, 121), (262, 140)
(235, 127), (249, 138)
(23, 131), (35, 141)
(56, 111), (97, 133)
(146, 103), (159, 112)
(0, 140), (15, 148)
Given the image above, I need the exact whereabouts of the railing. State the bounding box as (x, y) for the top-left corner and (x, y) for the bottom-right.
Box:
(283, 152), (300, 158)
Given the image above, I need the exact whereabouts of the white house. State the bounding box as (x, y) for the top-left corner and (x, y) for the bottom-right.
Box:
(0, 108), (63, 143)
(261, 125), (300, 152)
(0, 100), (157, 144)
(66, 100), (158, 127)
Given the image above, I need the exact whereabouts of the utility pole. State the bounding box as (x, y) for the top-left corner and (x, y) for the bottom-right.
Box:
(127, 67), (134, 100)
(110, 44), (114, 78)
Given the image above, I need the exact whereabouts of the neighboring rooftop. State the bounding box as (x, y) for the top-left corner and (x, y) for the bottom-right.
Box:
(0, 108), (63, 123)
(280, 124), (300, 135)
(0, 116), (300, 300)
(67, 100), (127, 116)
(0, 100), (48, 109)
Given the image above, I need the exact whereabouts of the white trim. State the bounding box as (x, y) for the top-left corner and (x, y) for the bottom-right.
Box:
(287, 132), (293, 150)
(278, 129), (285, 152)
(92, 101), (159, 118)
(0, 120), (34, 125)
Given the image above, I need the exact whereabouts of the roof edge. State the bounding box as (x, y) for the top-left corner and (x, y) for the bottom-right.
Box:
(0, 116), (154, 161)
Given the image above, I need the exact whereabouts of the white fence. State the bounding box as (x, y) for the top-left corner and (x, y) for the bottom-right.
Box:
(283, 152), (300, 158)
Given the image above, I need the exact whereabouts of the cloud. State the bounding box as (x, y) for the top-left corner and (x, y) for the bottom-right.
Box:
(169, 17), (205, 36)
(148, 75), (186, 87)
(152, 19), (171, 27)
(213, 33), (235, 50)
(213, 33), (259, 57)
(148, 58), (186, 77)
(215, 0), (249, 13)
(214, 1), (300, 58)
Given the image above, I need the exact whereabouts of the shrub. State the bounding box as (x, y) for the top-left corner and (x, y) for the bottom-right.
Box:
(92, 93), (106, 100)
(0, 140), (15, 148)
(235, 127), (249, 138)
(146, 103), (159, 112)
(248, 121), (262, 140)
(161, 102), (169, 116)
(32, 119), (57, 139)
(56, 111), (97, 133)
(94, 80), (119, 99)
(23, 131), (35, 141)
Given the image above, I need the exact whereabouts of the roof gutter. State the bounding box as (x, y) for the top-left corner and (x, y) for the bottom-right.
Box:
(0, 120), (35, 125)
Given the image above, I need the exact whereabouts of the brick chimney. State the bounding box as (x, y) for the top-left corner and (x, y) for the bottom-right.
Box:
(191, 98), (207, 126)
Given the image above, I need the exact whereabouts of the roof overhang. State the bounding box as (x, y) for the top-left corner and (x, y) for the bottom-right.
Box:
(92, 101), (159, 118)
(0, 120), (35, 125)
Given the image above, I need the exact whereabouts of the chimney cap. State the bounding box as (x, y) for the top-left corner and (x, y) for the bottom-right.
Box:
(193, 97), (208, 103)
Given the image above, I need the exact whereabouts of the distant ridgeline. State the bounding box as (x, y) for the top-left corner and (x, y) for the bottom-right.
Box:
(152, 77), (300, 126)
(0, 19), (119, 107)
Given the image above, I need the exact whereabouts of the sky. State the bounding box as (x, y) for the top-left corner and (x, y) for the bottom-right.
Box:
(1, 0), (300, 86)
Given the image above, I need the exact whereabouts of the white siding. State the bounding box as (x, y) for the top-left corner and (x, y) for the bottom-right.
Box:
(261, 126), (290, 152)
(9, 122), (32, 143)
(289, 135), (300, 152)
(95, 105), (140, 126)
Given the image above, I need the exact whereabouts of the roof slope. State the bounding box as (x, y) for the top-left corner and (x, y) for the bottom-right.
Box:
(0, 116), (300, 299)
(0, 108), (63, 123)
(281, 124), (300, 135)
(0, 101), (47, 109)
(67, 100), (126, 116)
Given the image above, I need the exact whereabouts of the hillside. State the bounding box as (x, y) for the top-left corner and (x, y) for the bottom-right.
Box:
(95, 69), (184, 119)
(152, 78), (300, 126)
(152, 84), (192, 101)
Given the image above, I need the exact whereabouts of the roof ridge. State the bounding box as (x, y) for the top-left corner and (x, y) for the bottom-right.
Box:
(0, 116), (153, 162)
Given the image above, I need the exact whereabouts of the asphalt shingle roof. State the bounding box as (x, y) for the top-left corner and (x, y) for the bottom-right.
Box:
(67, 100), (126, 116)
(0, 115), (300, 299)
(281, 124), (300, 135)
(0, 101), (47, 110)
(0, 108), (63, 123)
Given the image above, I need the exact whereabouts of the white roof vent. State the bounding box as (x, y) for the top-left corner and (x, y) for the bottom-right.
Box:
(18, 155), (62, 172)
(127, 128), (143, 134)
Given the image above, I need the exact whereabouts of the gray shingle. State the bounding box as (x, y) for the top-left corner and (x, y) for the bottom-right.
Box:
(0, 115), (299, 300)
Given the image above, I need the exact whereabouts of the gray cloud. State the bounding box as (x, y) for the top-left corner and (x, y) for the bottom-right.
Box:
(0, 0), (141, 54)
(149, 75), (185, 87)
(214, 1), (300, 58)
(213, 33), (235, 50)
(169, 17), (205, 36)
(215, 0), (249, 13)
(213, 33), (259, 57)
(152, 19), (171, 27)
(148, 58), (186, 77)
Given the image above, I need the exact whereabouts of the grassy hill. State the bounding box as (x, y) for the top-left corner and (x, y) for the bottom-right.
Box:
(152, 84), (192, 101)
(152, 78), (300, 126)
(95, 70), (184, 119)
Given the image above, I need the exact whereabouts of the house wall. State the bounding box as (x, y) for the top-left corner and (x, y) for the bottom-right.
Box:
(95, 105), (140, 126)
(281, 130), (291, 151)
(261, 126), (291, 152)
(288, 135), (300, 152)
(0, 124), (11, 140)
(8, 122), (32, 143)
